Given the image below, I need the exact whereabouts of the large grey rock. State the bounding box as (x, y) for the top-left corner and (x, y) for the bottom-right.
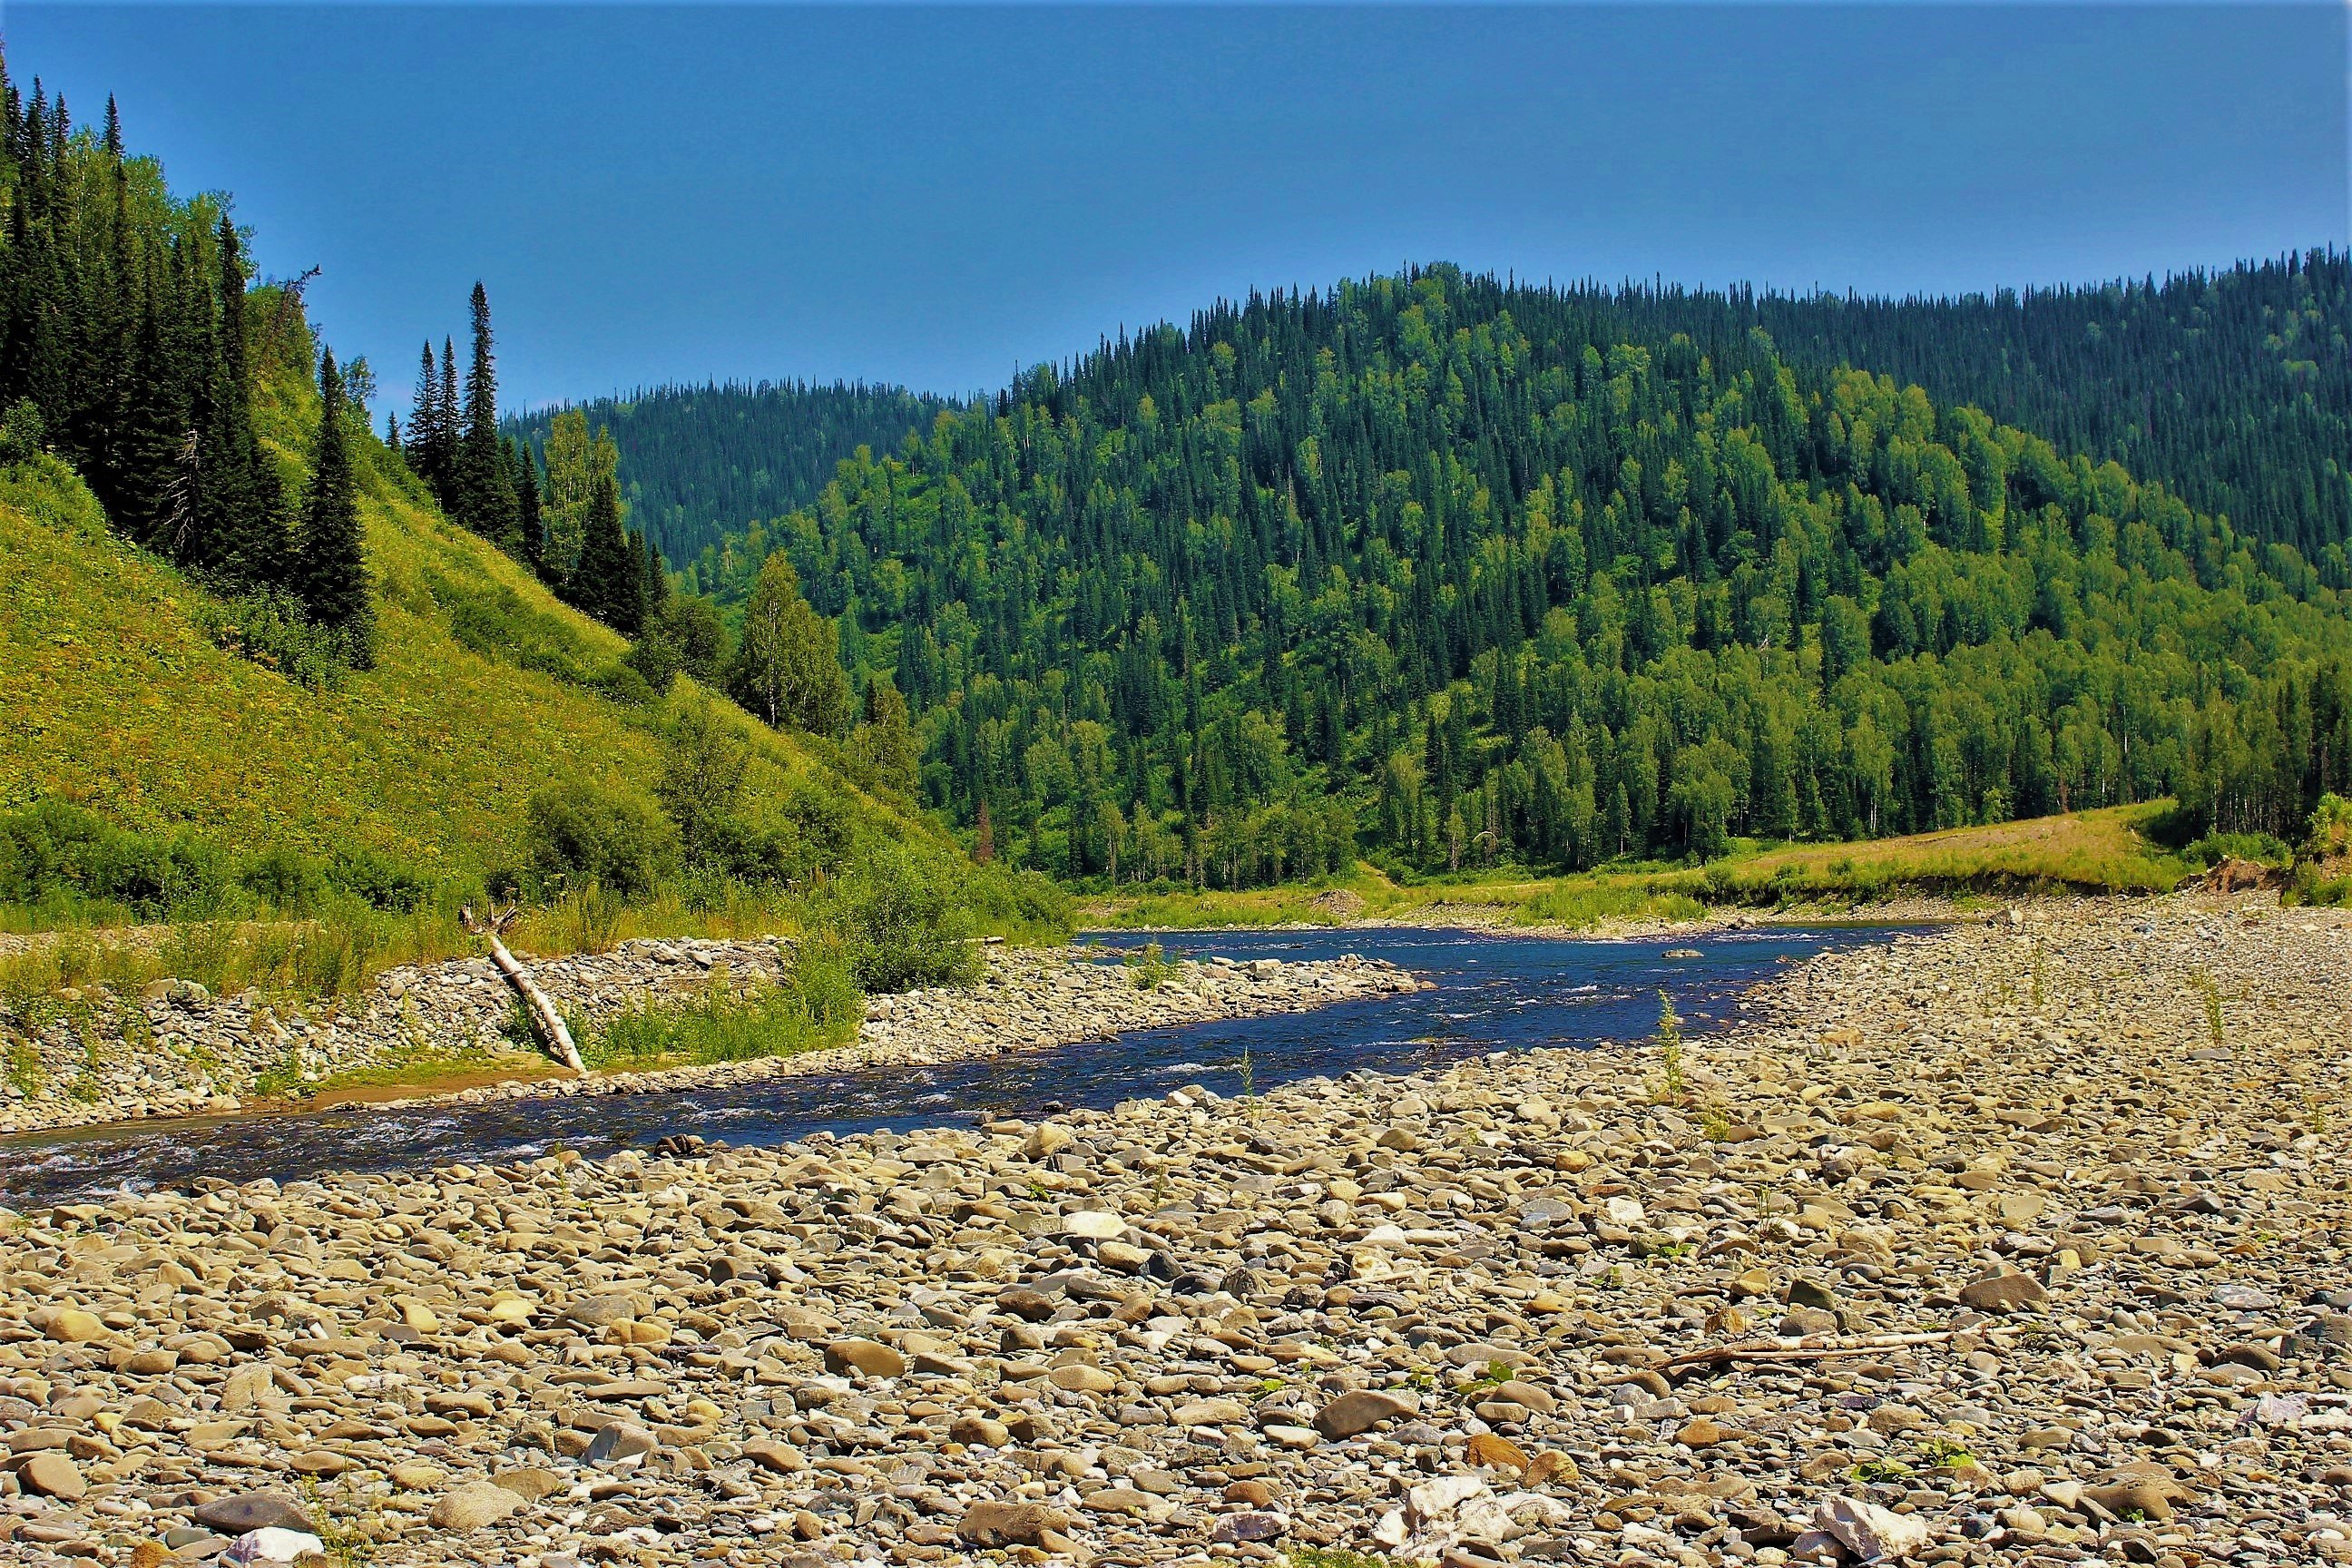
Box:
(194, 1493), (317, 1535)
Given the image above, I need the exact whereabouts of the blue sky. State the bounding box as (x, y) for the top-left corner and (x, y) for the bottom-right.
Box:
(14, 5), (2347, 408)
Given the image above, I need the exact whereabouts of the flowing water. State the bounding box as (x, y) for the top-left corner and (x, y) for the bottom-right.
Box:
(0, 925), (1909, 1203)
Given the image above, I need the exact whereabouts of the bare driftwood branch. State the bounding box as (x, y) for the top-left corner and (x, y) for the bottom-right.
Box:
(463, 906), (586, 1075)
(1663, 1328), (1961, 1377)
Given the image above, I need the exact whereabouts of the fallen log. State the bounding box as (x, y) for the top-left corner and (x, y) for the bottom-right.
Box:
(462, 906), (587, 1076)
(1663, 1328), (1961, 1377)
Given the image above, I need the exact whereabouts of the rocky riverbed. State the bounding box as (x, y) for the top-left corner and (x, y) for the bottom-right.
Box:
(0, 941), (1417, 1137)
(1, 895), (2348, 1568)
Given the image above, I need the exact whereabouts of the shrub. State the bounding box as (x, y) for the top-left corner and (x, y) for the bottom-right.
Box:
(324, 844), (434, 912)
(2308, 793), (2352, 860)
(962, 863), (1075, 940)
(653, 594), (729, 683)
(585, 662), (660, 708)
(823, 847), (981, 994)
(2288, 860), (2352, 907)
(581, 943), (862, 1070)
(775, 782), (856, 885)
(0, 801), (234, 918)
(523, 781), (678, 898)
(2182, 831), (2293, 869)
(0, 398), (47, 463)
(656, 697), (753, 870)
(190, 590), (350, 690)
(624, 630), (683, 696)
(239, 845), (328, 912)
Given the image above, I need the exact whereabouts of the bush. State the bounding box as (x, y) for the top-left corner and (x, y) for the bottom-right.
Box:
(823, 847), (981, 994)
(325, 844), (434, 912)
(585, 662), (660, 708)
(523, 781), (678, 898)
(581, 943), (862, 1069)
(0, 398), (46, 463)
(0, 802), (234, 918)
(239, 844), (328, 911)
(2288, 860), (2352, 907)
(2183, 831), (2293, 869)
(775, 782), (856, 885)
(2307, 793), (2352, 860)
(625, 630), (684, 696)
(190, 590), (350, 690)
(962, 862), (1074, 940)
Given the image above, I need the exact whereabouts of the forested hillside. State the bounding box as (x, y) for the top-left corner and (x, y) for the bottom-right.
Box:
(1621, 252), (2349, 559)
(685, 266), (2352, 887)
(0, 52), (1044, 953)
(506, 382), (957, 563)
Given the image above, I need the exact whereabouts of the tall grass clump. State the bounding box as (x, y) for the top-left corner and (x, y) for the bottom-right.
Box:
(580, 941), (863, 1070)
(1516, 883), (1707, 928)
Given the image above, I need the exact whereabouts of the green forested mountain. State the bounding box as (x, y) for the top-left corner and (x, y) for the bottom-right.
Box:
(1628, 252), (2349, 558)
(507, 381), (958, 563)
(683, 266), (2352, 887)
(0, 51), (1035, 953)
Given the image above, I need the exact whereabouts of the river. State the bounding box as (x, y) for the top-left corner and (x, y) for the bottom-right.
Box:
(0, 924), (1907, 1203)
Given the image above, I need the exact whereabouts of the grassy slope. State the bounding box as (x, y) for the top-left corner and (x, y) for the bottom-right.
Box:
(1082, 804), (2190, 930)
(0, 387), (946, 884)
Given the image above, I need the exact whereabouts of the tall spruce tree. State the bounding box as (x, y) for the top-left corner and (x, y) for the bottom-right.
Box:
(572, 470), (641, 633)
(506, 435), (545, 565)
(406, 341), (443, 495)
(433, 336), (460, 507)
(200, 215), (288, 586)
(455, 281), (514, 541)
(299, 348), (374, 667)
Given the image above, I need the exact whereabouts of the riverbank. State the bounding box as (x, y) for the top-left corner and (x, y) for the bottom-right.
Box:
(0, 941), (1419, 1139)
(2, 893), (2348, 1568)
(1080, 804), (2195, 937)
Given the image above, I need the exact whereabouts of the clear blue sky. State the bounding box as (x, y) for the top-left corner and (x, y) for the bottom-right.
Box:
(15, 5), (2347, 409)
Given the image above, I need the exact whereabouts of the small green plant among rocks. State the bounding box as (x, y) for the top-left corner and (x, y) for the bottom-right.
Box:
(1651, 988), (1685, 1102)
(1290, 1550), (1397, 1568)
(1126, 940), (1176, 992)
(2190, 968), (2227, 1055)
(1849, 1456), (1914, 1485)
(1917, 1435), (1976, 1468)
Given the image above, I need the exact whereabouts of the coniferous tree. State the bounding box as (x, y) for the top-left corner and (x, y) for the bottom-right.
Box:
(638, 529), (668, 617)
(199, 216), (288, 585)
(299, 348), (374, 667)
(454, 281), (514, 540)
(571, 470), (640, 633)
(406, 341), (446, 498)
(430, 336), (460, 506)
(506, 436), (545, 564)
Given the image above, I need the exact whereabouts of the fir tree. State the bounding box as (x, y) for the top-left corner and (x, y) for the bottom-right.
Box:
(455, 281), (514, 540)
(431, 336), (460, 506)
(299, 348), (374, 667)
(406, 341), (442, 495)
(200, 215), (288, 587)
(507, 435), (545, 565)
(571, 470), (640, 633)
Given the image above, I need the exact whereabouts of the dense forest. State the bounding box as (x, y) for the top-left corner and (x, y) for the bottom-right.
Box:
(602, 256), (2349, 565)
(0, 49), (1035, 971)
(1650, 254), (2351, 560)
(505, 381), (957, 563)
(0, 64), (375, 665)
(675, 267), (2352, 887)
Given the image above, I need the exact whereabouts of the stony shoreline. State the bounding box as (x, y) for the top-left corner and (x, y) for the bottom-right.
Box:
(1, 895), (2349, 1568)
(0, 942), (1420, 1140)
